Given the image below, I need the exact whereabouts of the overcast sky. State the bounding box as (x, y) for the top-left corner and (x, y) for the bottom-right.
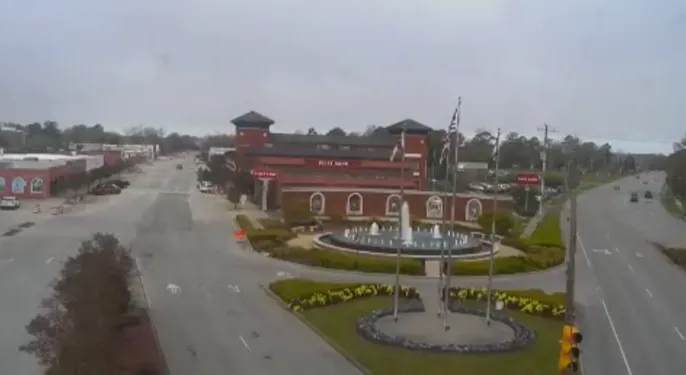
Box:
(1, 0), (684, 153)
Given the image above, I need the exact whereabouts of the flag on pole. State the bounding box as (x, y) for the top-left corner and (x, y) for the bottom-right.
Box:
(440, 105), (460, 165)
(390, 128), (406, 161)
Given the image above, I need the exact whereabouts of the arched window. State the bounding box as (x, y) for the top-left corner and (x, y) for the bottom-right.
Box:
(309, 192), (325, 215)
(346, 193), (364, 216)
(385, 194), (401, 216)
(425, 196), (443, 219)
(465, 198), (483, 221)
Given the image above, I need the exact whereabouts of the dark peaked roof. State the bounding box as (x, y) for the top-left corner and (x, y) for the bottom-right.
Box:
(269, 133), (395, 147)
(386, 119), (432, 135)
(231, 111), (275, 128)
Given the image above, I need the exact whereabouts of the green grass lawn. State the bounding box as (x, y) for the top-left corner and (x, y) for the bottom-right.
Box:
(660, 187), (685, 220)
(300, 296), (565, 375)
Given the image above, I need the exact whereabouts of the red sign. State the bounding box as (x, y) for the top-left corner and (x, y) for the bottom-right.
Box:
(252, 170), (277, 179)
(517, 173), (541, 185)
(304, 159), (362, 168)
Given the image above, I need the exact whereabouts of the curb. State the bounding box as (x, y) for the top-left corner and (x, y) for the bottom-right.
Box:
(258, 283), (374, 375)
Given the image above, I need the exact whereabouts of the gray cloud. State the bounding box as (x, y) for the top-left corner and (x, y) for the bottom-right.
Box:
(1, 0), (684, 152)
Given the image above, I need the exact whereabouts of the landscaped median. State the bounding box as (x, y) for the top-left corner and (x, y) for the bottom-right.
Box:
(266, 278), (568, 375)
(234, 215), (566, 276)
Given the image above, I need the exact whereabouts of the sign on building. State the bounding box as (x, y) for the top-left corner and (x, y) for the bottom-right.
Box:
(516, 173), (541, 185)
(304, 159), (362, 168)
(252, 170), (277, 179)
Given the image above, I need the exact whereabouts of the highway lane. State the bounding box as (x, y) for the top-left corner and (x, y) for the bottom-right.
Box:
(574, 172), (686, 375)
(135, 164), (364, 375)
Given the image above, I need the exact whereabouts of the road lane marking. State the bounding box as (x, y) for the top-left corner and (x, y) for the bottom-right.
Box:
(239, 336), (251, 351)
(576, 235), (593, 268)
(614, 247), (620, 253)
(645, 288), (653, 298)
(674, 327), (685, 341)
(228, 284), (241, 293)
(592, 249), (612, 255)
(46, 257), (53, 264)
(635, 252), (643, 258)
(600, 298), (634, 375)
(166, 283), (181, 294)
(627, 264), (634, 272)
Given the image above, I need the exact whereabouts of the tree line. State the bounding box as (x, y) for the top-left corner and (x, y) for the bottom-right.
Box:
(20, 233), (152, 374)
(307, 125), (637, 180)
(665, 135), (686, 201)
(0, 121), (198, 154)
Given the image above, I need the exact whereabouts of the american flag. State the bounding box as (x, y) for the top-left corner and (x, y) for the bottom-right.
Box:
(390, 128), (406, 161)
(440, 99), (461, 165)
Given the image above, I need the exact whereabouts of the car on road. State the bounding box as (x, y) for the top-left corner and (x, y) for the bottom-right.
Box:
(644, 191), (653, 199)
(613, 185), (620, 191)
(103, 179), (130, 189)
(176, 163), (183, 170)
(630, 192), (638, 203)
(91, 184), (121, 196)
(0, 196), (20, 210)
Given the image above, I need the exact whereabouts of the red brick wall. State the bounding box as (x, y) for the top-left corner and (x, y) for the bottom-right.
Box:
(235, 128), (268, 149)
(0, 168), (52, 199)
(280, 188), (512, 222)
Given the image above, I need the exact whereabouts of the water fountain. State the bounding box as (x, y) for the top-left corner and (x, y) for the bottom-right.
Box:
(370, 222), (380, 236)
(431, 224), (441, 239)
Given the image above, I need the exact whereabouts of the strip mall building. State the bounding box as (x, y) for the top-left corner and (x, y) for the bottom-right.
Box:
(230, 111), (511, 222)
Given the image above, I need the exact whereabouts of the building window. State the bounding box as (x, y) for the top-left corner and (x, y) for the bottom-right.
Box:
(309, 192), (326, 215)
(465, 199), (483, 222)
(31, 178), (44, 193)
(0, 177), (5, 193)
(425, 196), (443, 219)
(385, 194), (401, 216)
(264, 143), (273, 148)
(346, 193), (363, 216)
(339, 145), (350, 150)
(317, 144), (330, 150)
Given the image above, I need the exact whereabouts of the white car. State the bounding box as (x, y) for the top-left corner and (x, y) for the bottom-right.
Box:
(0, 196), (21, 210)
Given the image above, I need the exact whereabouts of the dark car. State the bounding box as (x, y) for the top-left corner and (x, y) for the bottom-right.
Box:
(176, 164), (183, 170)
(613, 185), (620, 191)
(644, 191), (653, 199)
(105, 179), (130, 188)
(630, 192), (638, 203)
(91, 184), (121, 196)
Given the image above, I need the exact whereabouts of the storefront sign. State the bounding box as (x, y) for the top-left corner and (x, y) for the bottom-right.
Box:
(252, 170), (277, 179)
(305, 159), (362, 168)
(516, 173), (541, 185)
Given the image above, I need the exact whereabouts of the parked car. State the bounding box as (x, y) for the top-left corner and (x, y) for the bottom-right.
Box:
(644, 191), (653, 199)
(630, 192), (638, 203)
(103, 179), (130, 189)
(91, 184), (121, 196)
(0, 196), (20, 210)
(176, 163), (183, 170)
(613, 185), (620, 191)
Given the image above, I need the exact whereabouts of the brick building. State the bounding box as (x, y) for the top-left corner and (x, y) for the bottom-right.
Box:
(230, 111), (511, 222)
(0, 153), (104, 199)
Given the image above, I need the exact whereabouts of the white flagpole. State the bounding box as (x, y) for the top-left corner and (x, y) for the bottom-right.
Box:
(485, 128), (501, 325)
(392, 126), (407, 322)
(443, 97), (462, 331)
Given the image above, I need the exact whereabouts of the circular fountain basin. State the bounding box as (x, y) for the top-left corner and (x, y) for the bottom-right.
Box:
(313, 227), (492, 260)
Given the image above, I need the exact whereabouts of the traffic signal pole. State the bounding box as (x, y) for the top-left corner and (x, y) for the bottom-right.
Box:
(565, 190), (578, 325)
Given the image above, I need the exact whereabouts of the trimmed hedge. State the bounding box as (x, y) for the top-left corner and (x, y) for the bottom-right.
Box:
(247, 228), (425, 275)
(270, 279), (566, 319)
(235, 214), (255, 231)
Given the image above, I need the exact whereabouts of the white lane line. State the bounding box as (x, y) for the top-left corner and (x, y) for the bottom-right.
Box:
(239, 335), (251, 351)
(46, 257), (54, 264)
(674, 327), (685, 341)
(636, 252), (643, 258)
(627, 264), (634, 272)
(577, 234), (593, 268)
(614, 247), (620, 253)
(600, 298), (634, 375)
(645, 288), (653, 298)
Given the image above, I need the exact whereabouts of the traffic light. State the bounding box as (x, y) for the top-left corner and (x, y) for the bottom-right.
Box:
(559, 324), (583, 372)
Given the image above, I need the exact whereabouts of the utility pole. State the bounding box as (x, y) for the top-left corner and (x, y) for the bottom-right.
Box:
(537, 123), (557, 216)
(565, 164), (578, 325)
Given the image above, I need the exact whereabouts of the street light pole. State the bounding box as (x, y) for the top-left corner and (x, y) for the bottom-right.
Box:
(485, 128), (501, 325)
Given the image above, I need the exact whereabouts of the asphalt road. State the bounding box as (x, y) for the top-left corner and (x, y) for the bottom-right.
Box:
(0, 155), (568, 375)
(573, 171), (686, 375)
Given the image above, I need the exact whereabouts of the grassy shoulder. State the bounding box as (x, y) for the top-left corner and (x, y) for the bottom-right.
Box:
(651, 242), (686, 271)
(660, 186), (685, 219)
(236, 215), (565, 276)
(269, 279), (568, 375)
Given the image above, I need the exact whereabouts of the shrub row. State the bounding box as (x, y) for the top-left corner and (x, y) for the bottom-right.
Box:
(270, 279), (566, 319)
(245, 226), (425, 275)
(235, 214), (255, 231)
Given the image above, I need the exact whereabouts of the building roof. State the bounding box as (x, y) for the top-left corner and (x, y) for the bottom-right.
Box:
(386, 119), (432, 135)
(246, 146), (394, 161)
(231, 111), (275, 128)
(0, 153), (81, 161)
(208, 146), (236, 156)
(268, 133), (395, 148)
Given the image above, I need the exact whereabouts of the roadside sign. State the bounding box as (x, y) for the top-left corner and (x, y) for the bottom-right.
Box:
(517, 173), (540, 185)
